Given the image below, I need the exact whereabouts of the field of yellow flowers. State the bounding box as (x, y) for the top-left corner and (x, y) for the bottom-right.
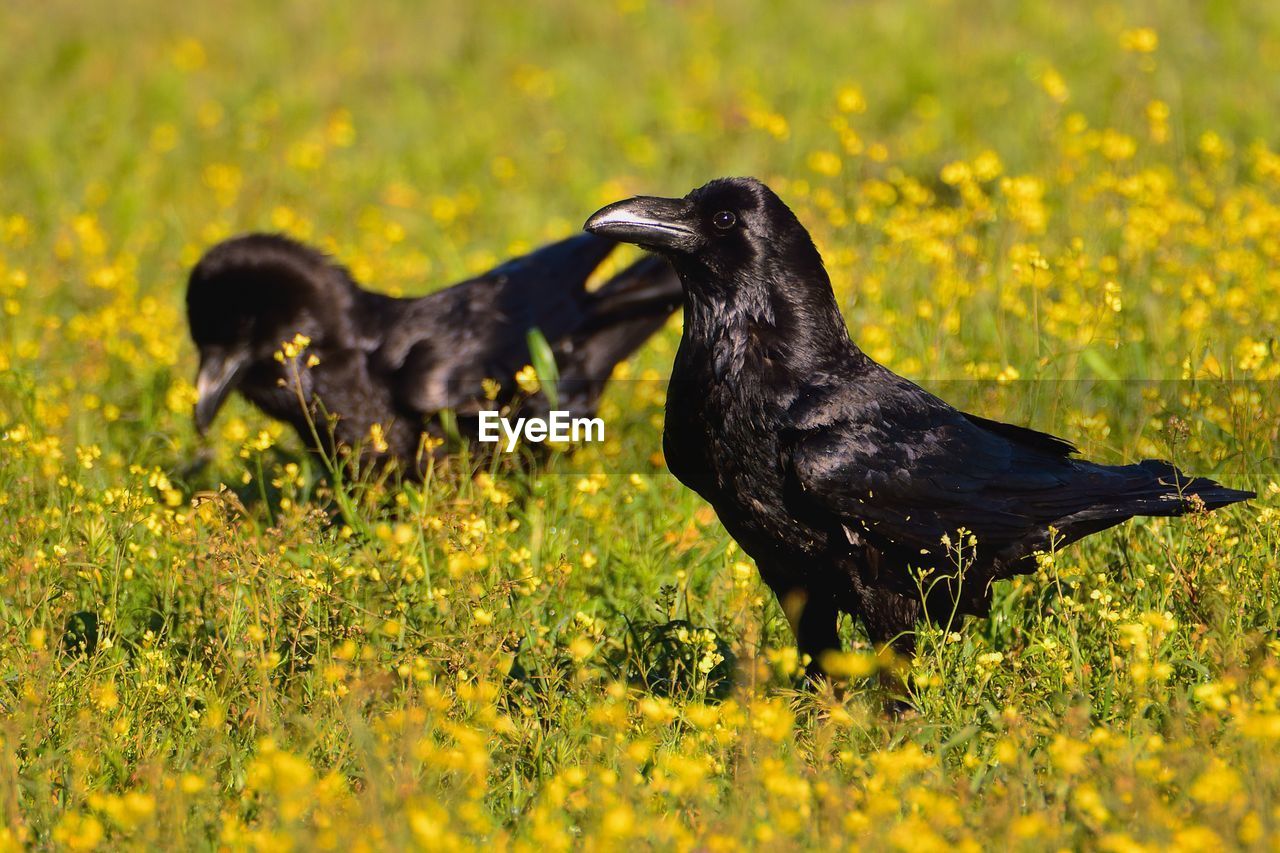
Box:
(3, 0), (1280, 848)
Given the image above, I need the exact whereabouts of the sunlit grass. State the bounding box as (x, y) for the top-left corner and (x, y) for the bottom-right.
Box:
(1, 0), (1278, 848)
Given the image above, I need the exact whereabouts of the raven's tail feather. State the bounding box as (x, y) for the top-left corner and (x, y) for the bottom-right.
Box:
(553, 255), (683, 414)
(492, 233), (620, 292)
(1112, 459), (1254, 514)
(1057, 459), (1253, 536)
(987, 459), (1252, 594)
(585, 255), (685, 323)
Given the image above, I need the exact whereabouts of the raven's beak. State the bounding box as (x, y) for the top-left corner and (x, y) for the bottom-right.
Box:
(584, 196), (703, 253)
(194, 349), (248, 435)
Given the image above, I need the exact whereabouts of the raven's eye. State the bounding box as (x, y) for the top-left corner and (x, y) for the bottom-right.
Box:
(712, 210), (737, 230)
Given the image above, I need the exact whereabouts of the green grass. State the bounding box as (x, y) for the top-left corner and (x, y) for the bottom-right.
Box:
(1, 0), (1279, 849)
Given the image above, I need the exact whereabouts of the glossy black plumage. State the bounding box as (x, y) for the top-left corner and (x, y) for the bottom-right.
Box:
(187, 232), (681, 473)
(585, 177), (1253, 674)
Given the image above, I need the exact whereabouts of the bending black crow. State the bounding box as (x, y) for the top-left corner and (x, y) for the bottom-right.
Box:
(188, 232), (681, 473)
(586, 176), (1253, 674)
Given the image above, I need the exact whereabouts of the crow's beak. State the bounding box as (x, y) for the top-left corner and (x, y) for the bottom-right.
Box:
(194, 349), (248, 435)
(584, 196), (703, 253)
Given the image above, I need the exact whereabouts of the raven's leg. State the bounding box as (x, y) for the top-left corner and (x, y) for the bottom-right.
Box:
(859, 587), (921, 715)
(860, 588), (920, 657)
(770, 582), (842, 682)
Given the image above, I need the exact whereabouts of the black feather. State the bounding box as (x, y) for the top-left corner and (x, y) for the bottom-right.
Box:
(585, 176), (1254, 675)
(187, 232), (682, 475)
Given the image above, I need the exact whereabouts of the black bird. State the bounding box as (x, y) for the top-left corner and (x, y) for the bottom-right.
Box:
(586, 177), (1253, 675)
(188, 232), (682, 473)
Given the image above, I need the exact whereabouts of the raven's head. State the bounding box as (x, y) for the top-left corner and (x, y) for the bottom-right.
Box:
(186, 234), (356, 433)
(583, 177), (828, 295)
(584, 178), (848, 359)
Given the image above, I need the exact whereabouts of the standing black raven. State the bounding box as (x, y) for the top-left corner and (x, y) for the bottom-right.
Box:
(586, 176), (1253, 675)
(188, 232), (681, 474)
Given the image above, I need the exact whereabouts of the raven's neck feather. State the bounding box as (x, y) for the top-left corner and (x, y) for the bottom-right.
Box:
(678, 258), (855, 375)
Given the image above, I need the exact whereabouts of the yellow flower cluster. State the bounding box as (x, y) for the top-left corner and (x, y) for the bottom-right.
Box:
(0, 2), (1275, 849)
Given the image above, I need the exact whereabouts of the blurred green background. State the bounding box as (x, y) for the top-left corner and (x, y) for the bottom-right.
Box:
(3, 1), (1280, 848)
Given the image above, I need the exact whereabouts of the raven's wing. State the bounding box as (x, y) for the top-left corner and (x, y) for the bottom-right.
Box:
(785, 368), (1147, 561)
(370, 234), (617, 417)
(788, 366), (1246, 570)
(549, 255), (682, 417)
